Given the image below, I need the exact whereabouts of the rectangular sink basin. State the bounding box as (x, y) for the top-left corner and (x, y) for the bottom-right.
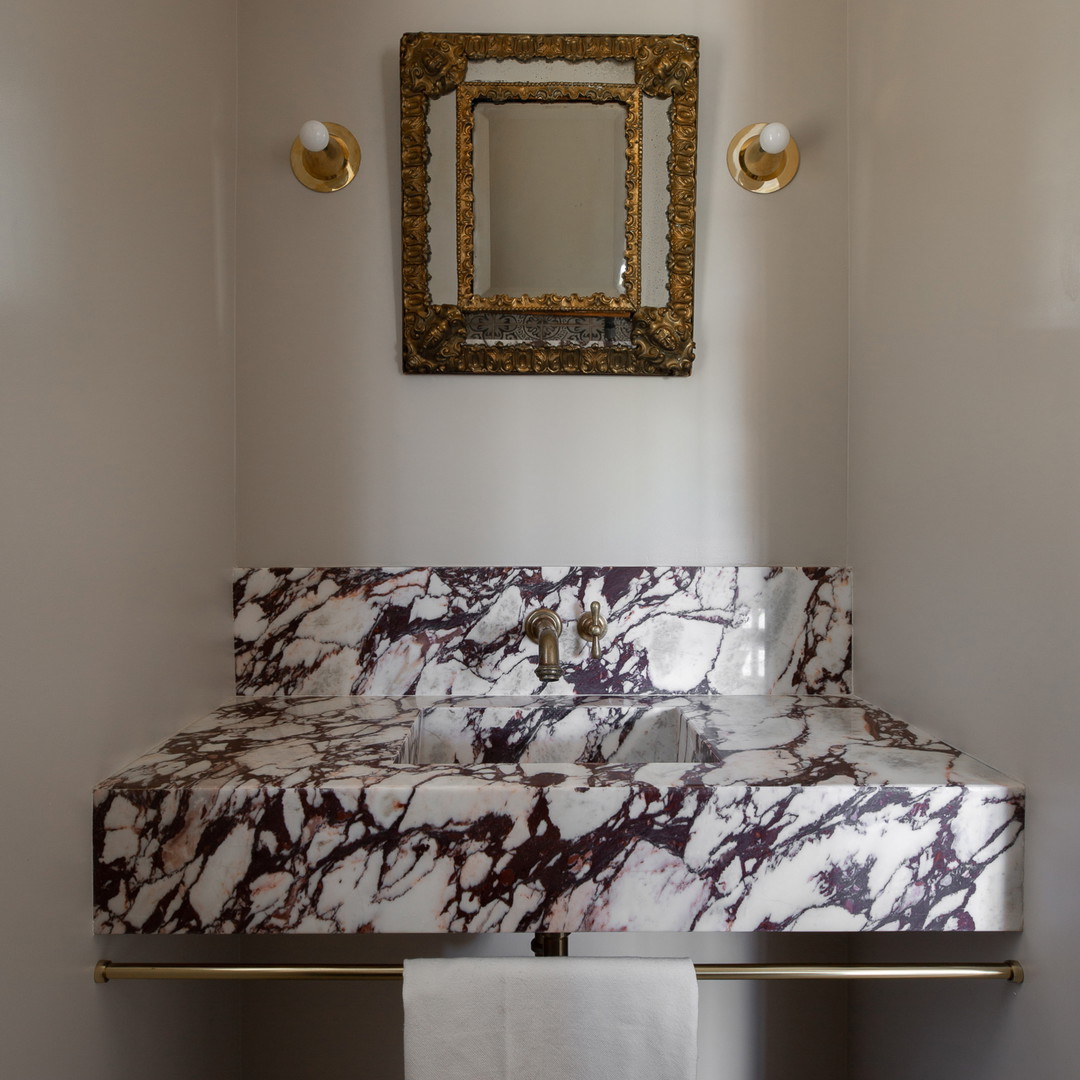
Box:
(397, 704), (721, 765)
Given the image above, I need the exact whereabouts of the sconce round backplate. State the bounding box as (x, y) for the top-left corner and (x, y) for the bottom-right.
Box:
(727, 123), (799, 193)
(290, 122), (361, 193)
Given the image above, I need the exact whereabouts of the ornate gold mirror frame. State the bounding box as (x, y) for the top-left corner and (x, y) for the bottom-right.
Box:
(401, 33), (698, 376)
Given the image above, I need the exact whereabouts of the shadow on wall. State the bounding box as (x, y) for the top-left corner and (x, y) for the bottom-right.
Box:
(235, 932), (849, 1080)
(849, 931), (1025, 1079)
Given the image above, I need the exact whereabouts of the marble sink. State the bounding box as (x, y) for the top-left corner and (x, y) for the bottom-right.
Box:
(397, 703), (720, 766)
(93, 694), (1023, 935)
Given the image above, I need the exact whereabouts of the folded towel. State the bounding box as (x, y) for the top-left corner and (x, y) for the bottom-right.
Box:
(403, 956), (698, 1080)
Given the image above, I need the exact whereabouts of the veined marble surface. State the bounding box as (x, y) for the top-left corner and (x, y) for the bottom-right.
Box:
(233, 567), (852, 697)
(94, 695), (1023, 935)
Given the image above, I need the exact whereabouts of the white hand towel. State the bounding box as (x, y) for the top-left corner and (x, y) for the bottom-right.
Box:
(403, 956), (698, 1080)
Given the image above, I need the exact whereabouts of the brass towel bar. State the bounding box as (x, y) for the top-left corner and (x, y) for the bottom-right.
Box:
(95, 960), (1024, 984)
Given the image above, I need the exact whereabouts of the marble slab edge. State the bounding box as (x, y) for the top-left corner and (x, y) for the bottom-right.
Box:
(93, 695), (1023, 936)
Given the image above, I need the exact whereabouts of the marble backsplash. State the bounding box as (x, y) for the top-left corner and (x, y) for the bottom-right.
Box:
(234, 566), (851, 697)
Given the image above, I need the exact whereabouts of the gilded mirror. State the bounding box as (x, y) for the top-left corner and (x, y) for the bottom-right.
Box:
(400, 33), (699, 375)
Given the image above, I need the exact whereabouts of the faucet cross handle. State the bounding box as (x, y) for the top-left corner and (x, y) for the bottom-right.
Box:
(577, 601), (608, 659)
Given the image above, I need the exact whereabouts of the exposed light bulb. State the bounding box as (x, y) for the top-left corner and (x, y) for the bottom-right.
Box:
(299, 120), (330, 152)
(759, 122), (790, 155)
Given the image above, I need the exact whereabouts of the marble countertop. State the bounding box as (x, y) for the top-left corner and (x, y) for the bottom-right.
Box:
(94, 694), (1023, 935)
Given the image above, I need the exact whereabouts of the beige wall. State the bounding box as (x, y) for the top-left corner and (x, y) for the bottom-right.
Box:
(235, 0), (849, 568)
(13, 0), (1073, 1076)
(847, 0), (1080, 1075)
(0, 1), (240, 1076)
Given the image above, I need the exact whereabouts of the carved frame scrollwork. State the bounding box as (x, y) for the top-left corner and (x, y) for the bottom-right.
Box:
(401, 32), (698, 376)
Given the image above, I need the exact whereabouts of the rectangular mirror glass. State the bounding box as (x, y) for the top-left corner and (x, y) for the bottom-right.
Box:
(463, 88), (639, 309)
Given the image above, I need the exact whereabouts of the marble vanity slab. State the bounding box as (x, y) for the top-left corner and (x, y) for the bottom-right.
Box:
(94, 695), (1023, 935)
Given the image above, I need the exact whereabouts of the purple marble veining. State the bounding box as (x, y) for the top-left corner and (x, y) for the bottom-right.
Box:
(94, 695), (1023, 935)
(233, 567), (852, 697)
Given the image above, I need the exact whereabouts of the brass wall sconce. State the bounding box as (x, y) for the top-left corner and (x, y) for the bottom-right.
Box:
(290, 119), (360, 192)
(727, 122), (798, 193)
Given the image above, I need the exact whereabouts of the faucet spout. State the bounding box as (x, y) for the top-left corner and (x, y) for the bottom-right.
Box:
(535, 623), (561, 682)
(523, 608), (564, 682)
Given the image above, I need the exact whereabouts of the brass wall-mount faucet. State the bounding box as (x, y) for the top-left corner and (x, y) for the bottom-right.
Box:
(523, 608), (563, 682)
